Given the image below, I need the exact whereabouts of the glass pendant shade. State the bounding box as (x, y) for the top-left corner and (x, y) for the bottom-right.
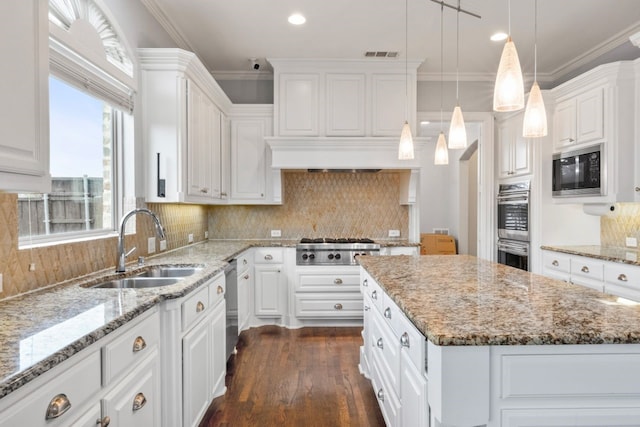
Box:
(523, 81), (548, 137)
(448, 105), (467, 149)
(493, 37), (525, 112)
(434, 132), (449, 165)
(398, 121), (415, 160)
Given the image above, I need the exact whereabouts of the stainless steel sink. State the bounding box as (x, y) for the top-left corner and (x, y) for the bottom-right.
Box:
(90, 277), (181, 289)
(134, 266), (202, 278)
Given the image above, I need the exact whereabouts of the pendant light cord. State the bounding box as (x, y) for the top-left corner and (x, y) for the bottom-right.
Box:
(405, 0), (409, 120)
(440, 2), (444, 130)
(508, 0), (511, 35)
(455, 0), (460, 103)
(534, 0), (537, 83)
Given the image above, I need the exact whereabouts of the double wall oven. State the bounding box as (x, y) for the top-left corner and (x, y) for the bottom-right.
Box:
(497, 181), (530, 271)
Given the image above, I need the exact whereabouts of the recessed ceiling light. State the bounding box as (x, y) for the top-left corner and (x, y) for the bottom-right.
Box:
(288, 13), (306, 25)
(490, 32), (508, 42)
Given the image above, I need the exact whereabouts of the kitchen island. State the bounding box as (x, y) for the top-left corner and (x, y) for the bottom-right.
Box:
(358, 254), (640, 427)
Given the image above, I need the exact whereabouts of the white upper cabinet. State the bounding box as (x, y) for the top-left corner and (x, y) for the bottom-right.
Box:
(325, 73), (366, 136)
(497, 111), (532, 179)
(139, 49), (232, 204)
(550, 62), (636, 204)
(0, 0), (50, 193)
(553, 87), (604, 150)
(635, 59), (640, 202)
(270, 59), (420, 138)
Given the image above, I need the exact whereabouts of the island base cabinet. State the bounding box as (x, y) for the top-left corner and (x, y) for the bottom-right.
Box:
(399, 351), (428, 427)
(501, 408), (640, 426)
(183, 320), (211, 427)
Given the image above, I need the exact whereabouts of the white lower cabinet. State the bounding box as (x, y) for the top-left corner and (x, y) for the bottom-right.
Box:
(237, 250), (253, 331)
(360, 269), (429, 427)
(254, 248), (286, 318)
(0, 309), (160, 427)
(183, 316), (211, 427)
(295, 266), (363, 320)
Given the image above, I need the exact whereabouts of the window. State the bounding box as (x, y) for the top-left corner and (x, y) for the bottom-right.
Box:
(18, 0), (135, 246)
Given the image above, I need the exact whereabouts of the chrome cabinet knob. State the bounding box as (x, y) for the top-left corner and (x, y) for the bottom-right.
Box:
(334, 278), (343, 285)
(581, 266), (590, 274)
(196, 301), (205, 312)
(96, 416), (111, 426)
(200, 188), (209, 194)
(217, 285), (224, 294)
(264, 254), (273, 261)
(384, 307), (391, 319)
(371, 290), (377, 300)
(376, 337), (383, 349)
(243, 274), (250, 280)
(400, 332), (410, 348)
(618, 274), (628, 282)
(377, 388), (384, 402)
(362, 279), (368, 287)
(552, 260), (559, 267)
(364, 305), (370, 311)
(132, 393), (147, 411)
(334, 303), (343, 310)
(634, 187), (639, 192)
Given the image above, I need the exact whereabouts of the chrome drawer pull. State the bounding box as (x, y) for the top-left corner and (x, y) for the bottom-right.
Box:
(581, 266), (590, 273)
(334, 278), (343, 285)
(618, 274), (628, 282)
(46, 394), (71, 420)
(200, 188), (209, 194)
(371, 290), (377, 300)
(384, 307), (392, 319)
(217, 285), (224, 294)
(552, 260), (559, 267)
(132, 393), (147, 411)
(334, 303), (343, 310)
(364, 305), (370, 311)
(244, 274), (250, 280)
(400, 332), (410, 348)
(377, 388), (384, 402)
(132, 336), (147, 353)
(376, 338), (384, 349)
(264, 254), (273, 261)
(243, 259), (248, 265)
(196, 301), (205, 312)
(635, 187), (640, 192)
(363, 279), (368, 287)
(96, 416), (111, 426)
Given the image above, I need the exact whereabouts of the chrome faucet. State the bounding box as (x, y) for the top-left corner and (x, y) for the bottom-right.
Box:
(116, 208), (166, 273)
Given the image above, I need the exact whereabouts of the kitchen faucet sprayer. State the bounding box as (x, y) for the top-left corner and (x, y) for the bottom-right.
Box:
(116, 208), (166, 273)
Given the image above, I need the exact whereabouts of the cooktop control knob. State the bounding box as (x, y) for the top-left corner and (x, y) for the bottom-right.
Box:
(334, 253), (341, 260)
(328, 253), (334, 260)
(302, 253), (309, 260)
(309, 253), (315, 260)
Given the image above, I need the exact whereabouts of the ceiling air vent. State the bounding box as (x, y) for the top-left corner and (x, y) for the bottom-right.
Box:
(364, 51), (399, 58)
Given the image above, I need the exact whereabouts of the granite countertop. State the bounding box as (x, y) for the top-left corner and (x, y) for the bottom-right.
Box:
(541, 245), (640, 266)
(0, 239), (288, 399)
(358, 254), (640, 347)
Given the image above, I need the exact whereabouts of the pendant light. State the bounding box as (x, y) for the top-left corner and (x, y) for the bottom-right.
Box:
(493, 0), (524, 112)
(448, 0), (467, 149)
(434, 2), (449, 165)
(398, 0), (415, 160)
(522, 0), (547, 137)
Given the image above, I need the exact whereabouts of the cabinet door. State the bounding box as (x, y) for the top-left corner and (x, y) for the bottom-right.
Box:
(278, 73), (319, 136)
(400, 351), (428, 427)
(186, 81), (219, 201)
(0, 0), (50, 192)
(497, 122), (513, 178)
(553, 98), (577, 150)
(238, 266), (252, 331)
(182, 320), (210, 427)
(371, 74), (406, 136)
(576, 88), (604, 144)
(254, 265), (283, 317)
(512, 132), (531, 176)
(71, 403), (103, 427)
(101, 354), (160, 427)
(209, 301), (227, 399)
(230, 119), (266, 200)
(325, 73), (365, 136)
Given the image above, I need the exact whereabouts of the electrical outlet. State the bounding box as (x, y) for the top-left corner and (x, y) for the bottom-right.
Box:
(188, 233), (194, 243)
(160, 240), (167, 251)
(388, 230), (400, 237)
(271, 229), (282, 237)
(626, 237), (638, 248)
(148, 237), (156, 254)
(205, 231), (209, 239)
(29, 263), (36, 272)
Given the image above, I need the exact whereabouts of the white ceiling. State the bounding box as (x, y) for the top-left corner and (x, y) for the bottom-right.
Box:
(142, 0), (640, 83)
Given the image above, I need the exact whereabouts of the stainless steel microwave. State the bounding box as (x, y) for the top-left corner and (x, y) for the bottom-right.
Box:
(552, 144), (604, 197)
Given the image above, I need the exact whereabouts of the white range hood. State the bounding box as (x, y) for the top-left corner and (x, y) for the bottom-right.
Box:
(266, 137), (427, 205)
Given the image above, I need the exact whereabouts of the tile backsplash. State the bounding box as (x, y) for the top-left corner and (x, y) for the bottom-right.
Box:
(208, 171), (409, 239)
(0, 192), (208, 299)
(601, 203), (640, 247)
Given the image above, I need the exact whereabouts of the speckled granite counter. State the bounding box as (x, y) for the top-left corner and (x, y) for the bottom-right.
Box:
(0, 239), (294, 399)
(541, 245), (640, 266)
(358, 254), (640, 346)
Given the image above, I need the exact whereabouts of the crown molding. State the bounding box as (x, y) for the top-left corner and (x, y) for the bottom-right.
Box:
(630, 31), (640, 48)
(139, 0), (195, 52)
(212, 70), (274, 81)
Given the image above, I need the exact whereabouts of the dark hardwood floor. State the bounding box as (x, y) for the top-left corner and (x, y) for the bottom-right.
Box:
(199, 326), (386, 427)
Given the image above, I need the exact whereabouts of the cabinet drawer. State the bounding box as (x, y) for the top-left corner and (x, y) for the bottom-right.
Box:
(381, 293), (403, 335)
(103, 310), (160, 385)
(237, 251), (252, 274)
(542, 251), (570, 274)
(295, 293), (363, 318)
(570, 257), (604, 281)
(297, 271), (360, 292)
(182, 285), (210, 332)
(208, 273), (226, 309)
(372, 312), (400, 393)
(367, 276), (384, 314)
(254, 248), (283, 264)
(0, 351), (101, 427)
(604, 262), (640, 287)
(396, 311), (426, 371)
(371, 351), (400, 427)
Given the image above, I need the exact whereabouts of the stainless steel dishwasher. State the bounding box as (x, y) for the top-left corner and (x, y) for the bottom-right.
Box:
(224, 259), (238, 360)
